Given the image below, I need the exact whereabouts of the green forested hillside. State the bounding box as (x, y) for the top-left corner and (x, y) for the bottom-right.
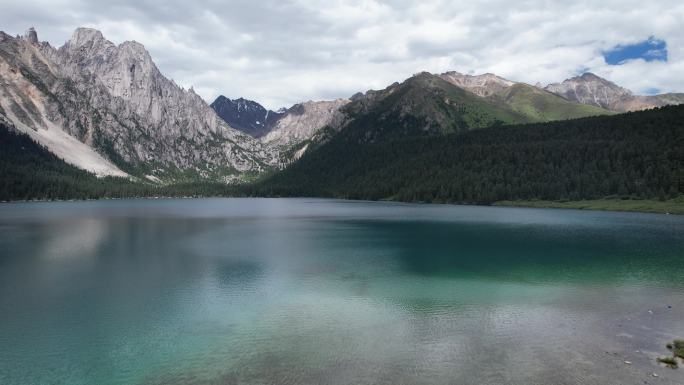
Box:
(250, 105), (684, 203)
(0, 123), (235, 201)
(2, 104), (683, 211)
(336, 73), (531, 143)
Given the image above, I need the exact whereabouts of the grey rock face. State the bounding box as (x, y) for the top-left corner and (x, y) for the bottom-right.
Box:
(210, 96), (283, 138)
(544, 72), (684, 112)
(439, 71), (515, 97)
(261, 99), (349, 149)
(544, 73), (632, 110)
(0, 27), (278, 181)
(23, 27), (38, 44)
(210, 94), (350, 162)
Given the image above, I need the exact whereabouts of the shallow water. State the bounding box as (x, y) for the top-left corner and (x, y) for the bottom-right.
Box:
(0, 198), (683, 384)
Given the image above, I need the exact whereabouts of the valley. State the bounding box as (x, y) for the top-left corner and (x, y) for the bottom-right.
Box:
(1, 27), (683, 213)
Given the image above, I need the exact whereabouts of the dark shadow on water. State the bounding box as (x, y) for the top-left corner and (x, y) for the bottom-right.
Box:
(336, 219), (684, 286)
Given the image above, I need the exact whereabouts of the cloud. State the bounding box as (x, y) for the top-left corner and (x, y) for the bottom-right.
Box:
(1, 0), (683, 108)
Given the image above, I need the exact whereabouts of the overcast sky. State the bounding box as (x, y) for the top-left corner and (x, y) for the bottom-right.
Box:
(1, 0), (683, 109)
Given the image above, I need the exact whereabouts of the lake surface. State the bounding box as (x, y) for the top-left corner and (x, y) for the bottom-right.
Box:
(1, 198), (683, 385)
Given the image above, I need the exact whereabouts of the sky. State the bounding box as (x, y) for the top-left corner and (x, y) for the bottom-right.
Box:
(1, 0), (683, 109)
(603, 37), (668, 65)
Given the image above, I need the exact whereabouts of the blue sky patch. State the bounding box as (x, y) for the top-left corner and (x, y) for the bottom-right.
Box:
(642, 87), (661, 95)
(603, 37), (668, 65)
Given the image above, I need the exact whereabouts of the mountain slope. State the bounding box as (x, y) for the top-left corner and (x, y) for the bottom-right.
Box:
(330, 72), (529, 144)
(544, 73), (632, 109)
(211, 95), (349, 162)
(615, 93), (684, 112)
(439, 71), (515, 97)
(210, 96), (282, 138)
(0, 120), (245, 200)
(261, 99), (349, 147)
(0, 120), (136, 200)
(545, 72), (684, 112)
(251, 105), (684, 202)
(487, 83), (613, 122)
(0, 27), (277, 182)
(440, 72), (613, 121)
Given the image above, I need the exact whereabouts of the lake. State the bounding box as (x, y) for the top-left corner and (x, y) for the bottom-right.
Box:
(0, 198), (683, 385)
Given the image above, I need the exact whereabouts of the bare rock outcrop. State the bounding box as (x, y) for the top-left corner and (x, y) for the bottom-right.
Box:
(545, 72), (684, 112)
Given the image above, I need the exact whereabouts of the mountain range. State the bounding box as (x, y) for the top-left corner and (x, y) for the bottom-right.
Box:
(1, 26), (683, 202)
(212, 96), (349, 155)
(0, 27), (276, 183)
(210, 70), (683, 144)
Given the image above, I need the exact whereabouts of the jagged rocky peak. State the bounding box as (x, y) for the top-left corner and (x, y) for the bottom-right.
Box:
(61, 28), (152, 67)
(212, 93), (350, 150)
(210, 96), (282, 138)
(119, 40), (153, 62)
(67, 27), (111, 49)
(57, 28), (194, 127)
(350, 92), (365, 101)
(544, 72), (633, 109)
(439, 71), (515, 97)
(23, 27), (38, 44)
(211, 94), (351, 148)
(262, 98), (350, 147)
(0, 26), (278, 181)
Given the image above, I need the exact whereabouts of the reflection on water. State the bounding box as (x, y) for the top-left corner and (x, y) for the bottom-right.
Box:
(0, 199), (683, 385)
(38, 218), (108, 260)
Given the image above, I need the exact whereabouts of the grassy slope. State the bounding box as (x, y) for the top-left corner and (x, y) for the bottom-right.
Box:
(337, 73), (531, 143)
(489, 83), (613, 122)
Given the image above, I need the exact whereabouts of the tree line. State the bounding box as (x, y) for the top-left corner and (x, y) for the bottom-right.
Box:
(2, 105), (683, 203)
(249, 105), (684, 203)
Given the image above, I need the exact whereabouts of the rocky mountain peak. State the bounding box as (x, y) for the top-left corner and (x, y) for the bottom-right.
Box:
(439, 71), (515, 97)
(23, 27), (38, 44)
(350, 92), (365, 101)
(68, 27), (110, 49)
(571, 72), (628, 91)
(544, 72), (633, 109)
(211, 96), (282, 138)
(118, 40), (154, 63)
(261, 99), (349, 147)
(0, 26), (278, 181)
(579, 72), (602, 81)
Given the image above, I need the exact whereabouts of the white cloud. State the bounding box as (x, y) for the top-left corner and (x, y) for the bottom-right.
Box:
(1, 0), (682, 108)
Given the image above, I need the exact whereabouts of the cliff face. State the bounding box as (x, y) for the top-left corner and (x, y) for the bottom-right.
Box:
(261, 99), (349, 148)
(210, 96), (283, 138)
(0, 27), (277, 181)
(210, 95), (350, 162)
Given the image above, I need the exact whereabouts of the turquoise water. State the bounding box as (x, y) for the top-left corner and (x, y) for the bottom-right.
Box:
(0, 198), (683, 384)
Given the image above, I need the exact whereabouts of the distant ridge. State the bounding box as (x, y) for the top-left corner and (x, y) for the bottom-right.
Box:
(544, 72), (684, 112)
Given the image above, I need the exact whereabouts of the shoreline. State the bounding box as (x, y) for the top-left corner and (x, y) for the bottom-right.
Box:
(1, 195), (683, 215)
(493, 198), (684, 215)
